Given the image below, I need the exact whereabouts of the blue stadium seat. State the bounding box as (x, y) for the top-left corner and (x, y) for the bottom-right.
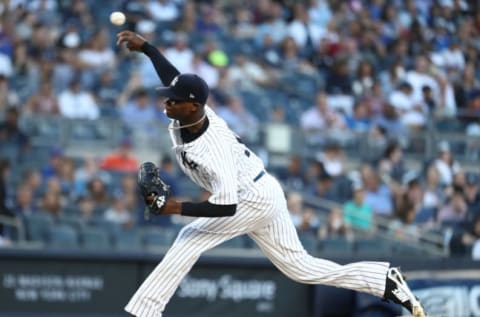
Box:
(47, 225), (79, 249)
(319, 238), (354, 256)
(299, 233), (319, 253)
(354, 239), (392, 257)
(24, 213), (55, 242)
(113, 229), (143, 251)
(142, 227), (176, 249)
(216, 236), (246, 250)
(80, 227), (111, 251)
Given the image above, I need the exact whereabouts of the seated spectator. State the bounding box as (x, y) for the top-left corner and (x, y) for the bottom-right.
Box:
(389, 81), (427, 130)
(379, 141), (405, 183)
(300, 91), (346, 145)
(77, 28), (115, 70)
(14, 185), (37, 217)
(0, 76), (19, 111)
(0, 107), (29, 152)
(146, 0), (180, 22)
(216, 95), (259, 144)
(437, 187), (468, 226)
(0, 160), (13, 237)
(158, 156), (179, 197)
(344, 100), (371, 133)
(316, 142), (345, 177)
(41, 147), (64, 179)
(119, 88), (156, 135)
(76, 195), (95, 224)
(318, 207), (350, 240)
(470, 216), (480, 260)
(433, 141), (462, 186)
(58, 77), (99, 119)
(226, 52), (274, 91)
(309, 172), (337, 202)
(164, 32), (194, 74)
(57, 157), (76, 199)
(100, 138), (139, 173)
(86, 178), (110, 210)
(24, 81), (59, 115)
(276, 156), (306, 192)
(40, 191), (63, 218)
(104, 194), (134, 229)
(464, 173), (480, 223)
(298, 208), (321, 236)
(22, 168), (43, 203)
(287, 192), (304, 229)
(389, 200), (420, 241)
(93, 70), (122, 110)
(423, 165), (445, 210)
(372, 104), (408, 142)
(74, 156), (111, 196)
(361, 165), (394, 217)
(343, 183), (374, 232)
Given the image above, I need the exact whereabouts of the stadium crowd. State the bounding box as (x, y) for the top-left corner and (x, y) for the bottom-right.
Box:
(0, 0), (479, 259)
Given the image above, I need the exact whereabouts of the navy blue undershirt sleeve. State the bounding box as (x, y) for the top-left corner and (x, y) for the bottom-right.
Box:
(141, 42), (180, 86)
(181, 201), (237, 217)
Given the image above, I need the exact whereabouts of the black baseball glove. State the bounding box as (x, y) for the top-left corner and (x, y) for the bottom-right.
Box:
(138, 162), (171, 219)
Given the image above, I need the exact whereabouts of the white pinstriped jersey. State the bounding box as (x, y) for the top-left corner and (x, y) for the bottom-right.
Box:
(168, 106), (265, 205)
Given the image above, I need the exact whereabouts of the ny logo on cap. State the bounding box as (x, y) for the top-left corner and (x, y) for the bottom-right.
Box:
(189, 93), (195, 98)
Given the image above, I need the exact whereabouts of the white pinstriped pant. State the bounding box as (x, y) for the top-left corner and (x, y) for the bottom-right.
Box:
(125, 174), (389, 317)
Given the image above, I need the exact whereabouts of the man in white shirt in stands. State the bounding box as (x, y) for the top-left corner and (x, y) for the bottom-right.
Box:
(58, 77), (99, 120)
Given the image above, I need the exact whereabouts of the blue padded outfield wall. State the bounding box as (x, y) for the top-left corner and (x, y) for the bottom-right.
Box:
(0, 249), (478, 317)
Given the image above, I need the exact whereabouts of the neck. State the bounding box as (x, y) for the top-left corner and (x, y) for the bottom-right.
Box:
(173, 112), (206, 131)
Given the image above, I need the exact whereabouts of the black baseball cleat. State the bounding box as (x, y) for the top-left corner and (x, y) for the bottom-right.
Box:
(383, 267), (426, 317)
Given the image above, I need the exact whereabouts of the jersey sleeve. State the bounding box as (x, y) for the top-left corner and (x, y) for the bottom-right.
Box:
(207, 147), (239, 205)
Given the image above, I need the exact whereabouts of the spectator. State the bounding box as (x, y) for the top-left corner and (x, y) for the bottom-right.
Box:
(379, 141), (406, 183)
(100, 138), (139, 173)
(286, 3), (325, 52)
(344, 100), (371, 132)
(0, 75), (19, 110)
(40, 190), (62, 217)
(41, 147), (64, 179)
(437, 186), (467, 225)
(298, 208), (321, 236)
(77, 28), (115, 71)
(422, 165), (445, 210)
(318, 207), (349, 239)
(216, 95), (259, 144)
(76, 195), (95, 223)
(464, 173), (480, 222)
(0, 107), (29, 152)
(433, 140), (462, 186)
(119, 87), (157, 136)
(287, 191), (304, 230)
(24, 81), (59, 115)
(389, 199), (420, 241)
(164, 32), (193, 74)
(361, 165), (394, 217)
(86, 178), (110, 209)
(226, 52), (274, 91)
(58, 77), (99, 119)
(93, 70), (122, 111)
(469, 216), (480, 260)
(104, 194), (134, 229)
(405, 55), (439, 104)
(14, 184), (37, 217)
(0, 160), (13, 237)
(325, 58), (353, 95)
(277, 156), (306, 192)
(146, 0), (179, 22)
(389, 81), (427, 130)
(352, 60), (376, 98)
(309, 172), (337, 202)
(158, 156), (179, 197)
(300, 91), (346, 145)
(316, 142), (345, 178)
(343, 183), (374, 232)
(22, 168), (43, 203)
(74, 156), (111, 197)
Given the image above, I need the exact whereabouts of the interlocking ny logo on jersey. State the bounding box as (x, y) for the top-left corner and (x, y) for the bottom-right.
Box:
(181, 151), (198, 170)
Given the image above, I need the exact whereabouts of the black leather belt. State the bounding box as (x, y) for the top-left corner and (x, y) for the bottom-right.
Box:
(253, 170), (266, 182)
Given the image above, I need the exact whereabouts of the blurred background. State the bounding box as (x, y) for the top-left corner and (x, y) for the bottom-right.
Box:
(0, 0), (479, 316)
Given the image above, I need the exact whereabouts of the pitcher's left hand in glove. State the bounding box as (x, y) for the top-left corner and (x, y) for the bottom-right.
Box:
(138, 162), (171, 217)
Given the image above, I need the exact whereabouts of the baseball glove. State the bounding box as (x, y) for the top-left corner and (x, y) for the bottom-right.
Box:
(138, 162), (171, 218)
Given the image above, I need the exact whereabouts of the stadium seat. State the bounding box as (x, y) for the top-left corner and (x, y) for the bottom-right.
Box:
(80, 227), (111, 251)
(299, 233), (319, 253)
(113, 229), (143, 251)
(47, 225), (79, 249)
(216, 236), (246, 250)
(24, 213), (55, 242)
(354, 239), (393, 257)
(319, 238), (354, 257)
(58, 215), (87, 231)
(142, 227), (176, 249)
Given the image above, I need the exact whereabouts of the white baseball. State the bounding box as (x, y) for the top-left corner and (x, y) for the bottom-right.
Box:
(110, 11), (126, 26)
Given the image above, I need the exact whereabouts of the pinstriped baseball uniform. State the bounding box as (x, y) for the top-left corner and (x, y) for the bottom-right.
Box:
(125, 106), (390, 317)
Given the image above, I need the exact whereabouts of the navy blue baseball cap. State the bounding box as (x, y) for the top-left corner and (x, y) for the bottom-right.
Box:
(156, 73), (209, 105)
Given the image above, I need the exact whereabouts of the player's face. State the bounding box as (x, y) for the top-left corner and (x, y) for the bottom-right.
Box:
(164, 99), (196, 121)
